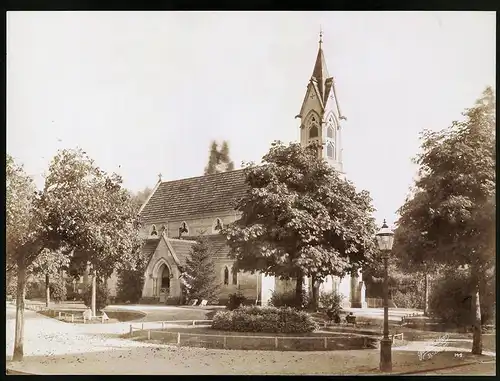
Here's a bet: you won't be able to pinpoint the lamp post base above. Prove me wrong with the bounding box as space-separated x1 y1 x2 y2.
379 337 393 372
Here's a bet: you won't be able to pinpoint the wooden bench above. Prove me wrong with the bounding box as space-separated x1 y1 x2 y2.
346 315 356 326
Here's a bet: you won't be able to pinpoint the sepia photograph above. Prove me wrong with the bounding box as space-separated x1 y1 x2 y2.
6 11 496 375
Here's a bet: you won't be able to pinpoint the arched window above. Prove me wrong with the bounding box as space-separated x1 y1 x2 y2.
223 266 229 285
309 125 319 138
232 267 238 285
306 112 320 140
327 126 334 139
327 142 335 159
179 222 189 238
213 218 223 233
150 225 158 236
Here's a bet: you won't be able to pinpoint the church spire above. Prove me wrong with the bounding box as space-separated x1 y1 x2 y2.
311 28 330 101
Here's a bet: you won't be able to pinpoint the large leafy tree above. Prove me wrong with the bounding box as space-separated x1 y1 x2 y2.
396 87 495 355
6 148 143 361
183 236 220 303
224 141 377 308
204 140 235 175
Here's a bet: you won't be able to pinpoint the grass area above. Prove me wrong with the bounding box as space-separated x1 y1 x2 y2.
130 325 378 351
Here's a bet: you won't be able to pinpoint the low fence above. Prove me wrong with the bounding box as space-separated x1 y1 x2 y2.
23 302 107 323
129 328 380 351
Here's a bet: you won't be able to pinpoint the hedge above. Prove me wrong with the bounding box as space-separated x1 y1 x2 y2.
212 306 318 334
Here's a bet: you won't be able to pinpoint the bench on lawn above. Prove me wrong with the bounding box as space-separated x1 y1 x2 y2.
346 314 356 326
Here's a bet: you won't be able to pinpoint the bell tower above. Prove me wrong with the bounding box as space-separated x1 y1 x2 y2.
296 30 346 175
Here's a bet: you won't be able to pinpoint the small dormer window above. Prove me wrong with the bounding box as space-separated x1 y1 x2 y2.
213 218 223 233
150 225 158 236
178 222 189 238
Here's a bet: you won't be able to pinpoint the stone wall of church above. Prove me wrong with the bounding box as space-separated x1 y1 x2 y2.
213 259 260 303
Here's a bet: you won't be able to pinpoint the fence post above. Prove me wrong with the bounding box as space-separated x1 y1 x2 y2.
275 337 278 349
101 315 104 323
71 314 74 323
161 322 164 330
324 337 327 350
223 336 227 349
148 330 151 340
177 332 181 345
142 323 144 330
130 325 133 337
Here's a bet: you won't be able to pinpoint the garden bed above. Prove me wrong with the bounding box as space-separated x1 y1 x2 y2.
128 326 379 351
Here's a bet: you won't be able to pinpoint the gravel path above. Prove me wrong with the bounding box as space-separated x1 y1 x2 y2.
5 304 495 375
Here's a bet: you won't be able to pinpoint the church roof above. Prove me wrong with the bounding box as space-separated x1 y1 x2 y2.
182 234 231 259
168 238 197 267
142 237 161 258
300 33 344 119
140 169 248 224
312 44 330 101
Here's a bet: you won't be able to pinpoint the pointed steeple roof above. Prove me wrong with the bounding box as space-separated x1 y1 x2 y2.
311 29 330 101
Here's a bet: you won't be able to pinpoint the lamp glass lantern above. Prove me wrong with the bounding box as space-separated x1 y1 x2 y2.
376 220 395 252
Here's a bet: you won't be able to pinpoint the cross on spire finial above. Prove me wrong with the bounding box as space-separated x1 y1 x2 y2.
319 25 323 46
158 172 162 182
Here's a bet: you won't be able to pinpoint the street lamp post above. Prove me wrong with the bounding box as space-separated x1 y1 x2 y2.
376 219 395 372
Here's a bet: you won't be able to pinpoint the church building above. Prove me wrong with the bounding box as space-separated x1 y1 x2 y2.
137 32 367 308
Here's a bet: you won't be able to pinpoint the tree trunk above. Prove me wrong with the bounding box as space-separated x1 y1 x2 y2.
295 271 304 309
423 272 429 316
13 257 27 362
471 279 482 355
310 274 320 311
45 274 50 308
91 270 97 318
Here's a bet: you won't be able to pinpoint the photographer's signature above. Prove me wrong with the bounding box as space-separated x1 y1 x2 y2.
417 334 450 361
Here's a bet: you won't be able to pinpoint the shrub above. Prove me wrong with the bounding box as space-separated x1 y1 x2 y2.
318 291 344 313
116 269 144 304
212 306 318 333
429 268 495 327
269 290 310 309
49 278 67 302
392 289 423 309
82 282 110 312
227 291 247 310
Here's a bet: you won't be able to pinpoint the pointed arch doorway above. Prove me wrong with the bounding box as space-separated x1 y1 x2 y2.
158 264 171 303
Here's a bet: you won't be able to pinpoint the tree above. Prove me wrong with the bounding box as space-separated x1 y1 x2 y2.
6 154 45 362
396 87 495 355
6 148 144 361
28 248 71 307
220 141 235 171
183 236 220 303
224 141 377 309
204 140 235 175
130 187 152 212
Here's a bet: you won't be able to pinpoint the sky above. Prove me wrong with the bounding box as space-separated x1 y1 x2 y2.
7 11 496 227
